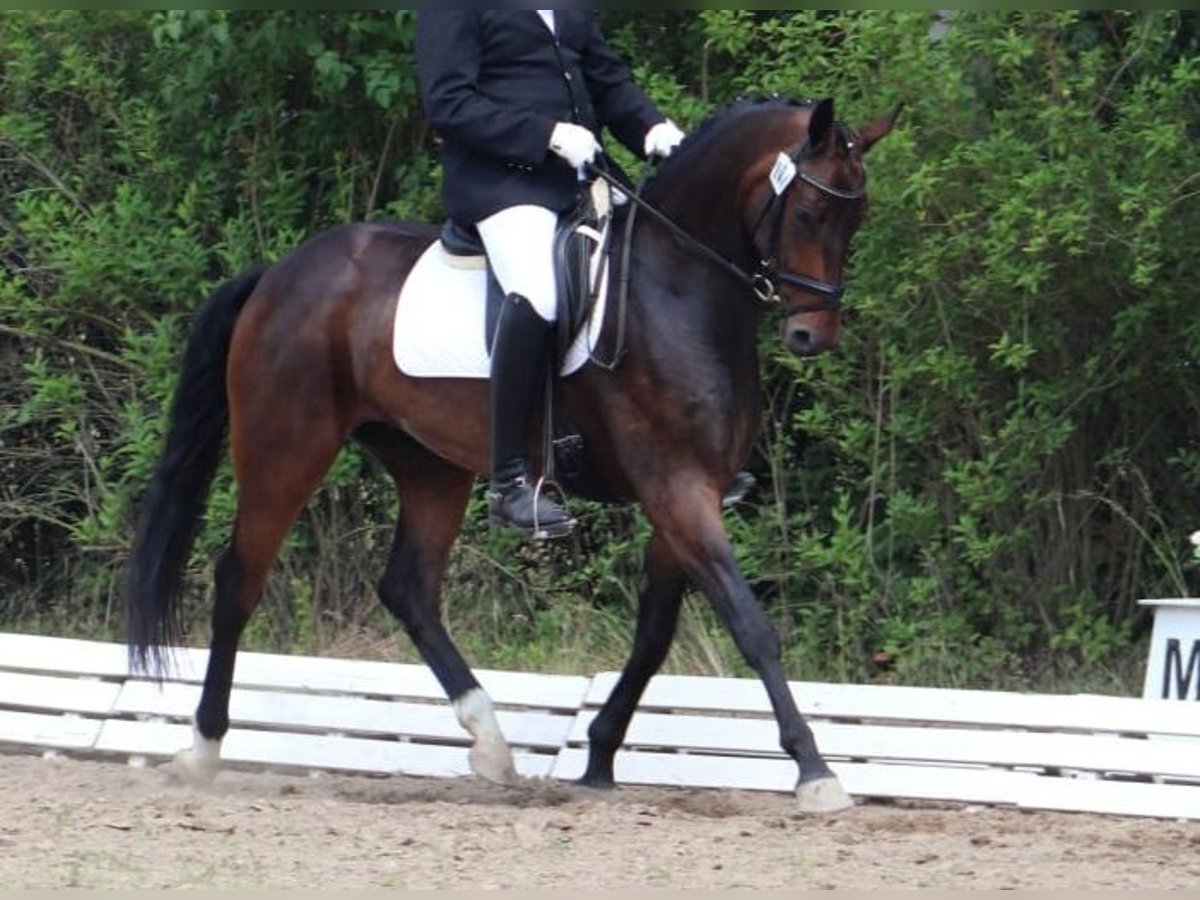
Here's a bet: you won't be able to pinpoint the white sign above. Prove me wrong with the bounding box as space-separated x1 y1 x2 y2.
1140 599 1200 700
769 152 797 196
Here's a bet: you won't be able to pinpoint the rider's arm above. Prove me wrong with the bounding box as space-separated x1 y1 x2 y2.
579 13 667 160
415 11 557 168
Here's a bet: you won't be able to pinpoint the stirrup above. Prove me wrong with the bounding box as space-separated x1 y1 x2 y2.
723 471 758 508
530 475 576 541
488 475 576 541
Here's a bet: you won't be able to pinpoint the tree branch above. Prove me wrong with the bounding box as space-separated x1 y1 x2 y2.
0 323 133 370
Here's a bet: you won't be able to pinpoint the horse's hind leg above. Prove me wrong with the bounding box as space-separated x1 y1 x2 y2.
358 425 518 785
178 430 343 782
581 533 685 789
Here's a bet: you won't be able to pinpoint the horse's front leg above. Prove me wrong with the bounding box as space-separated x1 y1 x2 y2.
646 478 853 815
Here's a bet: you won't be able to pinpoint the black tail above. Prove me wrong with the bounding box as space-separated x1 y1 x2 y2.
126 267 266 676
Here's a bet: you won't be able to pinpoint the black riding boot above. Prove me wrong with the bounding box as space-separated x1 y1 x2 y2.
488 294 575 540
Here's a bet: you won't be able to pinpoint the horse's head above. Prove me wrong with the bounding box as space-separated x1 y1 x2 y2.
743 98 900 358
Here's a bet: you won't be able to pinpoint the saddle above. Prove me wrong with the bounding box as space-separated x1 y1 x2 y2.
439 179 616 366
439 181 621 502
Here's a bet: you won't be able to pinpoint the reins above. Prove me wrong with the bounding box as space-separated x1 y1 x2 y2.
587 164 781 309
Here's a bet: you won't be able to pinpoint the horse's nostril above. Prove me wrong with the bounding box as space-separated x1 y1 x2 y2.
787 328 817 357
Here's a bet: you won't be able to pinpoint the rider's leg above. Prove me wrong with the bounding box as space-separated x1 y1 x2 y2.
477 205 575 539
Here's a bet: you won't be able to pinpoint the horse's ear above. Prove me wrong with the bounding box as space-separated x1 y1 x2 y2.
808 98 835 150
857 103 903 154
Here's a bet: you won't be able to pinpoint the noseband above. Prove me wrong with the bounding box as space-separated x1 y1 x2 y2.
747 139 866 312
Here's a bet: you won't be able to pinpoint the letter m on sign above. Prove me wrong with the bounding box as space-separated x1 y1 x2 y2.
1163 639 1200 700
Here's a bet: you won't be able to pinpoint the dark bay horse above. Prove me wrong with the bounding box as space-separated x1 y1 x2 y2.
127 97 898 814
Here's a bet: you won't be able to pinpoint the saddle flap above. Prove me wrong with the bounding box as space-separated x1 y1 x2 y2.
554 182 615 365
427 183 617 370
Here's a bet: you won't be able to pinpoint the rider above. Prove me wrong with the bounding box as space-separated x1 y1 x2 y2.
416 10 685 539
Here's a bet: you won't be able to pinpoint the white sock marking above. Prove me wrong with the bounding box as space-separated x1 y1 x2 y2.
455 688 502 744
454 688 517 784
176 725 223 783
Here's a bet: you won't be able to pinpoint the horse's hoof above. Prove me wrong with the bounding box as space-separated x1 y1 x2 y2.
171 729 222 785
469 739 519 786
576 774 615 792
795 776 854 815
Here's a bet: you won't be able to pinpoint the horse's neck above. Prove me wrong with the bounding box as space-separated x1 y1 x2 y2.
647 172 751 267
618 209 764 404
616 241 764 469
608 115 805 409
627 142 771 363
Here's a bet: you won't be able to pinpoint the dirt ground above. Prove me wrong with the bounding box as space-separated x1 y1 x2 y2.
1 752 1198 889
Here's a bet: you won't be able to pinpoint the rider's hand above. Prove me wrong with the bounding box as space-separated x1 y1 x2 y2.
644 120 686 160
549 122 601 170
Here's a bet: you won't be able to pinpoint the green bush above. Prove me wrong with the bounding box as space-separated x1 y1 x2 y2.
2 11 1197 690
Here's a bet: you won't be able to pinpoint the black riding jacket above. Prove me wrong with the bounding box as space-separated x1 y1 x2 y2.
415 10 664 225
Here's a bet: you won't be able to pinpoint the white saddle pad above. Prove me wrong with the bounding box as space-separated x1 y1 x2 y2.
393 242 609 380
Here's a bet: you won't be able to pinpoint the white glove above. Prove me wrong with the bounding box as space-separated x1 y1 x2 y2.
549 122 600 170
644 120 686 160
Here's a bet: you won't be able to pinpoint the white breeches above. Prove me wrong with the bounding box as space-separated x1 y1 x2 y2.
476 205 559 323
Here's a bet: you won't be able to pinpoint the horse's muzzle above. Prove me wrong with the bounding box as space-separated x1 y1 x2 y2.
783 314 840 358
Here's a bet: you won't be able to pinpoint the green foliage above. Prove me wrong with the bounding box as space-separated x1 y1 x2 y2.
2 11 1197 690
713 10 1200 686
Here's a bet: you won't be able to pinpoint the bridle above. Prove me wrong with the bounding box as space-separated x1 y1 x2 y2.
585 135 866 315
746 138 866 312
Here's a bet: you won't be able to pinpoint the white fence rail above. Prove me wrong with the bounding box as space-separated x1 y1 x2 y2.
3 632 1200 820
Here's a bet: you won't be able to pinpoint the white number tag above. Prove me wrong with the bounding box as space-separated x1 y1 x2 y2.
769 152 797 196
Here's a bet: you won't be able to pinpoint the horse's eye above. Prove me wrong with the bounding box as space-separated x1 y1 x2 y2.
795 208 816 231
